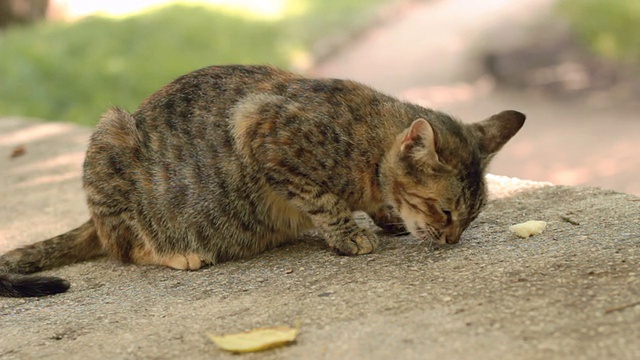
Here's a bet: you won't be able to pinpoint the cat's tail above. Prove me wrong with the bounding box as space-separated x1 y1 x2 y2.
0 219 104 297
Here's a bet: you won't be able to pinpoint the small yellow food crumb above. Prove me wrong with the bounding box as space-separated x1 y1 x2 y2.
207 323 299 353
509 220 547 238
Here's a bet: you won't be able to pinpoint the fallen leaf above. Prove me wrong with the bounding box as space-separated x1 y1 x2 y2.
10 145 26 159
509 220 547 238
207 322 300 353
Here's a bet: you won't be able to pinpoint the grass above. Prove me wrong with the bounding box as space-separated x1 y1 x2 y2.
0 0 389 125
558 0 640 62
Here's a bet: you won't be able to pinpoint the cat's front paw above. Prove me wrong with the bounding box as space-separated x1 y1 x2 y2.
332 229 379 256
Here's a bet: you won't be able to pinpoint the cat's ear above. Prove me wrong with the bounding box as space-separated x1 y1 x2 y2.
400 118 439 163
469 110 525 164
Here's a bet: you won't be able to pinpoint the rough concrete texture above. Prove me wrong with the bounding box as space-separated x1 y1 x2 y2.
1 119 639 360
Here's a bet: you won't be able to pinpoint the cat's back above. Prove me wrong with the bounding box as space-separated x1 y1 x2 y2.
135 64 397 131
135 65 297 126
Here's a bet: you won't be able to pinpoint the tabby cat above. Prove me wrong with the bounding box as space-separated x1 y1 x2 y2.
0 65 525 297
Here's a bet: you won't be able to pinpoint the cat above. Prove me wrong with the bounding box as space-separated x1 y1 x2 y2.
0 65 525 297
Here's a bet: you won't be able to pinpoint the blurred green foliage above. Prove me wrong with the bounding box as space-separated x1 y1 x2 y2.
0 0 387 125
558 0 640 61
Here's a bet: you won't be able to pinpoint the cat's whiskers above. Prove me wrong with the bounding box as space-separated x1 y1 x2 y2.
413 225 440 249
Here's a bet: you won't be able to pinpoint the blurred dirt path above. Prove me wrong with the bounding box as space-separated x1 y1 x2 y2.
314 0 640 195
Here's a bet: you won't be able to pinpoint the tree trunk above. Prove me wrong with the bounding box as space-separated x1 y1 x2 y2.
0 0 49 29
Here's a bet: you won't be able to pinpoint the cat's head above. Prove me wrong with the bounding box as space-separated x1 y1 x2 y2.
382 110 525 245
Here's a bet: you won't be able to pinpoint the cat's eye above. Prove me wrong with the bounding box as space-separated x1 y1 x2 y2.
442 209 452 225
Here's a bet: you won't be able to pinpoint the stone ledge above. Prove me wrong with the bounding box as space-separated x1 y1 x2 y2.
486 173 552 199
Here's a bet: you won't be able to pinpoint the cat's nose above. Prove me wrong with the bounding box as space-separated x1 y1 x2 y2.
445 236 459 244
445 229 462 244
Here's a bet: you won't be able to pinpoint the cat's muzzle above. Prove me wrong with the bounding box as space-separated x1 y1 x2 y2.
442 228 463 244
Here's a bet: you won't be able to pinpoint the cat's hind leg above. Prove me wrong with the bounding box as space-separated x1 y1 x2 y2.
94 216 207 271
157 253 205 271
86 107 208 271
128 240 209 271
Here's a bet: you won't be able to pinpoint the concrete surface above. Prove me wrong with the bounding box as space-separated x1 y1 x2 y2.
1 118 639 359
1 0 640 359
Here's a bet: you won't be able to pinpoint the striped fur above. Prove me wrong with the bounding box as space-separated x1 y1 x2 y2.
0 65 525 297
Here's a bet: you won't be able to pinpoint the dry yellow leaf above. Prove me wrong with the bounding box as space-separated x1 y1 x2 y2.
207 323 300 353
509 220 547 238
